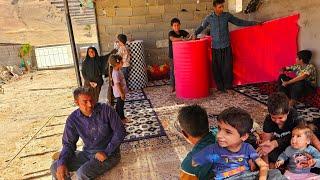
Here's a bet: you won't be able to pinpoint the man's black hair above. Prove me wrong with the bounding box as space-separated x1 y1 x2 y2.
178 104 209 137
73 86 92 100
213 0 225 6
297 50 312 64
267 92 289 115
218 107 253 137
170 18 181 26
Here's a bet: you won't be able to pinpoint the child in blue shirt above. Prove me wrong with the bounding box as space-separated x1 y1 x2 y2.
192 107 268 180
177 104 216 180
276 124 320 179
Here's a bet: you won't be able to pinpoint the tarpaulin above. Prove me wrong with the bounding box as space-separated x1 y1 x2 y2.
231 14 299 85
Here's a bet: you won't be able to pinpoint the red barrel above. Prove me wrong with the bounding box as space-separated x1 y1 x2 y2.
173 39 210 99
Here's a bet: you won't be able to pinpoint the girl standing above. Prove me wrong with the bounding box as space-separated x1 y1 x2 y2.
109 54 128 123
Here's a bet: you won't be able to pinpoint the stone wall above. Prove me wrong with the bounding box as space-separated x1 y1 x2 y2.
96 0 320 85
0 44 23 66
95 0 215 65
0 44 36 68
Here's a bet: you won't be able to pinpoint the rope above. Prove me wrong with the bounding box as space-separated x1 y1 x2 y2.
3 115 55 169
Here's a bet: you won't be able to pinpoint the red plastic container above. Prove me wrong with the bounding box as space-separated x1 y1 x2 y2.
173 38 210 99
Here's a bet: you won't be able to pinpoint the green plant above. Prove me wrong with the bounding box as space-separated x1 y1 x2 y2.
18 43 32 58
18 43 32 72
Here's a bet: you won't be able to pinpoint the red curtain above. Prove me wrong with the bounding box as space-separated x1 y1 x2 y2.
230 14 299 85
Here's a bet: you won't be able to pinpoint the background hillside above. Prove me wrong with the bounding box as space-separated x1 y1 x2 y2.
0 0 97 46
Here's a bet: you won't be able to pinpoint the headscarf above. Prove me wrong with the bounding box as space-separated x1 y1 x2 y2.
81 47 103 85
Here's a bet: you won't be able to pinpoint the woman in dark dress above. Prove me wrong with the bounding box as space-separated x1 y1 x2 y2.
81 47 104 102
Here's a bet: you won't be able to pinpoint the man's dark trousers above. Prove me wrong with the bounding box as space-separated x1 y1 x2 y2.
212 46 233 91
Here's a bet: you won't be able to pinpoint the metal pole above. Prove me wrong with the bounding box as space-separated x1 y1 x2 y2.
93 2 102 55
63 0 82 87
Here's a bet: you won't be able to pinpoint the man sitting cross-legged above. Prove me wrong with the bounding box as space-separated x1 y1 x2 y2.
50 87 126 180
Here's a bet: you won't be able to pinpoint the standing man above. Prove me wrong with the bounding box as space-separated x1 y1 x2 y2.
195 0 259 92
50 87 125 179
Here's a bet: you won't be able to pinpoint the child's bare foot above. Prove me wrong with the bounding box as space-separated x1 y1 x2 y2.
122 118 129 123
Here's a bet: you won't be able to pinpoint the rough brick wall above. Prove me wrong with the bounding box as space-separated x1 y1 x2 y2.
0 44 36 68
95 0 214 65
96 0 320 85
0 44 22 66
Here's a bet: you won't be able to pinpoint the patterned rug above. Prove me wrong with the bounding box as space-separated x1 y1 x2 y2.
122 89 167 143
124 89 147 102
147 79 170 87
123 80 274 143
234 82 320 122
235 81 320 108
102 80 269 179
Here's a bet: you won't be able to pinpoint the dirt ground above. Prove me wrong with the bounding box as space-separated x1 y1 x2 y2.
0 68 78 179
0 0 97 46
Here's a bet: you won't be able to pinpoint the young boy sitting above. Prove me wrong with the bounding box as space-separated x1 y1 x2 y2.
178 104 216 180
258 92 301 168
275 124 320 179
192 107 269 180
258 92 320 169
278 50 317 107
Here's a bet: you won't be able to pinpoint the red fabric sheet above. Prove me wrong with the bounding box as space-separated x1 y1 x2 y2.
231 14 299 85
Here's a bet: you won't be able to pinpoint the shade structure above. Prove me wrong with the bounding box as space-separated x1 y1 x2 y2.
173 38 210 99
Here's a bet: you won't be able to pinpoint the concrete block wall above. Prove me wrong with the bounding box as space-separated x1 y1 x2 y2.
95 0 320 84
0 44 37 69
0 44 23 66
96 0 214 65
